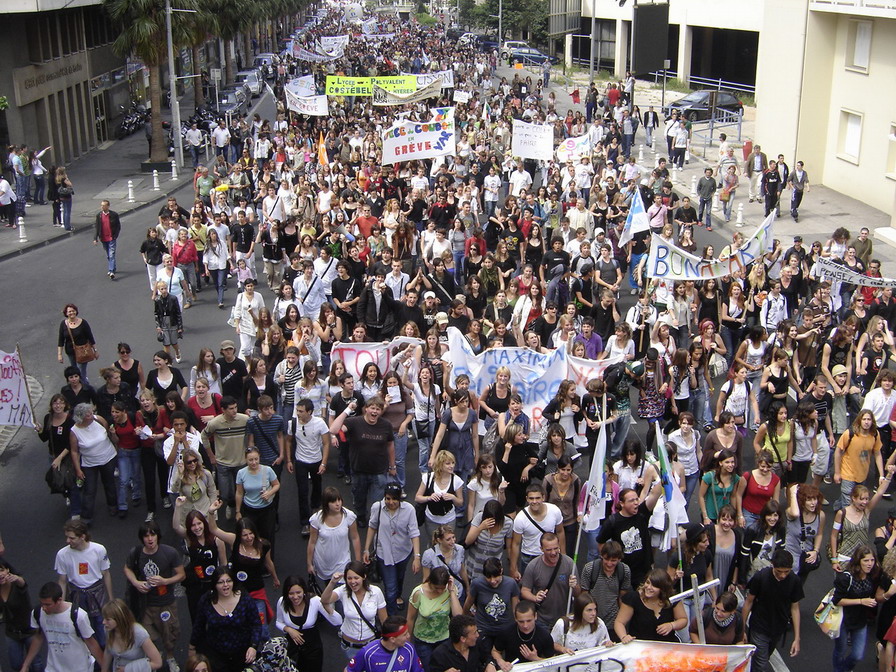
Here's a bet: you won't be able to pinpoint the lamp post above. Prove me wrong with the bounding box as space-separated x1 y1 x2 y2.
165 0 183 169
589 0 596 84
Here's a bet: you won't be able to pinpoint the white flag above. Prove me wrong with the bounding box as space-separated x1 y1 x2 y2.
581 422 608 532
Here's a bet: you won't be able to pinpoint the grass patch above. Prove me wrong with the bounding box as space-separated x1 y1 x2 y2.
415 12 438 25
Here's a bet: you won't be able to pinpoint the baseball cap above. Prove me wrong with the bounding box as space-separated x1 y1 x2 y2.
424 291 436 300
435 312 449 325
220 340 236 351
794 235 803 242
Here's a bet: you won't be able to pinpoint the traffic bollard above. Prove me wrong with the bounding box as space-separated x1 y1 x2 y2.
17 217 26 242
713 193 720 212
205 142 211 162
690 175 698 198
736 203 744 226
637 145 644 162
171 160 178 181
671 165 678 183
153 170 160 191
127 180 135 203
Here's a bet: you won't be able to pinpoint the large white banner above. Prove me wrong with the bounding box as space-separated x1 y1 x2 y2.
372 79 442 106
318 35 350 52
404 70 455 89
511 119 554 161
512 641 754 672
645 212 775 280
285 90 329 116
0 350 34 427
361 18 377 34
381 107 456 165
816 257 896 288
555 134 592 162
286 75 316 97
293 45 341 62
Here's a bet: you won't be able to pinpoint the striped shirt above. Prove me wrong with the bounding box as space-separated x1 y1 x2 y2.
579 559 632 630
200 413 249 466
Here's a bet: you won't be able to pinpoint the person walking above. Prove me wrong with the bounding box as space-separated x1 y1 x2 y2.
93 200 121 280
786 161 810 222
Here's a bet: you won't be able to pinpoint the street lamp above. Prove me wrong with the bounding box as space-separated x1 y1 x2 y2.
165 0 197 169
488 0 502 47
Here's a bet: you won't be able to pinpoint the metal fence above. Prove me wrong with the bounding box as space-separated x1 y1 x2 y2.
648 70 755 95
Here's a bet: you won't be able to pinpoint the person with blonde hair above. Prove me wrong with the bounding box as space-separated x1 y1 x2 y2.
100 599 163 672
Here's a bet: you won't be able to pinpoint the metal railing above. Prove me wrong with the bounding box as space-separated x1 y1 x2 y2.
649 70 755 95
811 0 896 12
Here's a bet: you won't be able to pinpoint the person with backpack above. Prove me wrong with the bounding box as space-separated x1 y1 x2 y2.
20 582 104 672
0 559 42 672
715 363 760 436
578 541 631 641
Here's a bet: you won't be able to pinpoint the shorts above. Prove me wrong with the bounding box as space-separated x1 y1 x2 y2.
142 603 180 657
811 434 830 477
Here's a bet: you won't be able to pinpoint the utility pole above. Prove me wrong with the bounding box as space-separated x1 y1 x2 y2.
498 0 502 45
165 0 183 168
589 0 596 84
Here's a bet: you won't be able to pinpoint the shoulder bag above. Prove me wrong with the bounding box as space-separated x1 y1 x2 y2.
814 573 850 639
67 323 97 364
348 590 381 639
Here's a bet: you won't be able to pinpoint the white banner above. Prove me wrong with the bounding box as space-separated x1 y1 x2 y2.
293 45 341 62
512 641 754 672
0 350 34 427
319 35 349 52
511 119 554 161
645 212 775 280
405 70 455 89
452 90 470 103
381 107 456 165
359 33 395 41
286 75 316 97
555 134 592 162
361 18 377 34
816 257 896 289
372 79 442 106
285 90 329 116
342 3 363 21
331 337 423 378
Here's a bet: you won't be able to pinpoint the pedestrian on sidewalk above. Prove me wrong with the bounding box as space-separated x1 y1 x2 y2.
0 173 16 227
787 161 810 222
697 168 718 230
93 199 121 280
55 167 75 231
744 144 768 203
761 160 782 218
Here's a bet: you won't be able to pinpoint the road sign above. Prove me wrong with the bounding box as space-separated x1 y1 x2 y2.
210 68 222 81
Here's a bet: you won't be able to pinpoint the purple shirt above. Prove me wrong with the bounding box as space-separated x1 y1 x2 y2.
575 332 603 360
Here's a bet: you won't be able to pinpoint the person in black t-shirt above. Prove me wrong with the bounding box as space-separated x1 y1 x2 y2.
742 550 804 672
596 483 662 588
541 238 571 280
491 601 555 670
217 341 249 400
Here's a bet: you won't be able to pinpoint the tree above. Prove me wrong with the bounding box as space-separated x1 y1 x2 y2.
186 0 220 109
105 0 198 162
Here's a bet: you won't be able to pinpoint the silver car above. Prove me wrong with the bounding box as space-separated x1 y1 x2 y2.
235 70 264 97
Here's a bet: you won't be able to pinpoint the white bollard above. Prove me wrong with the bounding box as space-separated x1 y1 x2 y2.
736 203 744 227
712 193 720 212
205 141 211 162
17 216 26 242
171 160 178 181
127 180 135 203
152 170 160 191
690 175 698 198
637 145 644 162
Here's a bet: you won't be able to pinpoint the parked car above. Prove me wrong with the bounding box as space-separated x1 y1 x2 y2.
478 35 500 52
253 53 277 78
662 90 744 121
446 26 464 42
216 87 247 117
507 46 558 66
235 70 264 97
500 40 528 60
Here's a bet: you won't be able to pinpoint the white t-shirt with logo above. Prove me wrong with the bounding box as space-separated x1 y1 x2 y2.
31 606 95 672
54 542 110 589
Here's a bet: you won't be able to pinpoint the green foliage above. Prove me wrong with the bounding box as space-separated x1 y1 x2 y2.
0 96 8 111
416 12 438 26
474 0 547 44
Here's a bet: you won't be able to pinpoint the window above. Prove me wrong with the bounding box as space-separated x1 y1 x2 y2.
887 124 896 181
845 20 872 73
838 110 862 164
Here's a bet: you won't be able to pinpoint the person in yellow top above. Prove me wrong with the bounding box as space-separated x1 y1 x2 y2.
752 402 793 477
834 409 890 510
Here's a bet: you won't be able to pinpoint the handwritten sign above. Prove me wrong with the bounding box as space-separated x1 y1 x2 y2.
285 90 328 116
0 350 34 428
381 107 456 164
816 257 896 289
511 119 554 161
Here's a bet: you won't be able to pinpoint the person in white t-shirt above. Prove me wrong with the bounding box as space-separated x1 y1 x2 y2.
288 399 331 536
509 485 565 580
20 582 103 672
508 164 533 197
53 520 113 649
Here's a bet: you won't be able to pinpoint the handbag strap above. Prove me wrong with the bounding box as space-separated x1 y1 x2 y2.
522 507 549 535
436 553 463 586
541 557 563 594
348 590 380 637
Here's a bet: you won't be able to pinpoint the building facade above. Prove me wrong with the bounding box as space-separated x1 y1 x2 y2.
0 0 131 167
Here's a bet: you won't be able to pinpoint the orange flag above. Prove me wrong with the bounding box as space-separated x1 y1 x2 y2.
317 131 327 166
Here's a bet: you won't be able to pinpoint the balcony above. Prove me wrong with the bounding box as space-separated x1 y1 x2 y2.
811 0 896 18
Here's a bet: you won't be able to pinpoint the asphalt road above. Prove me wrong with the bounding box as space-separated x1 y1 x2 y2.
0 87 882 672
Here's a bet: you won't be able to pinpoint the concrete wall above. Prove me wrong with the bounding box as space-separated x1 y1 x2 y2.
580 0 763 31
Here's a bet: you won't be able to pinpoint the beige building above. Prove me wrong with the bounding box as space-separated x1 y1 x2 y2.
754 0 896 228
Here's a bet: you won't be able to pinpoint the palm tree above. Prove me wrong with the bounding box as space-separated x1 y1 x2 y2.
186 0 219 109
105 0 197 162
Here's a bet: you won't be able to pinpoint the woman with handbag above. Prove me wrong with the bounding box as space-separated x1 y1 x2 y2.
55 166 74 231
720 164 739 222
276 575 343 672
57 303 97 382
319 561 387 660
830 544 882 672
38 394 78 517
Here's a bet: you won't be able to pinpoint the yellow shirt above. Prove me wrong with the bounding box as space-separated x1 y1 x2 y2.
838 431 882 483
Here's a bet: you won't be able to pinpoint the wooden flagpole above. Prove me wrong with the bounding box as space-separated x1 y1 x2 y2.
15 344 37 430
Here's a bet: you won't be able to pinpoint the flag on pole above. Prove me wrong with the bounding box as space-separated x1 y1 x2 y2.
618 187 651 247
581 422 609 532
317 131 328 167
653 429 690 551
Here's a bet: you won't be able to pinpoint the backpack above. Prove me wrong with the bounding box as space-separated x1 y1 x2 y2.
33 597 82 640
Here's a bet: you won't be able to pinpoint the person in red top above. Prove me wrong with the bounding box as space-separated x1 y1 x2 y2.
111 401 142 518
861 259 883 304
354 204 380 239
93 199 121 279
171 227 199 306
734 450 781 529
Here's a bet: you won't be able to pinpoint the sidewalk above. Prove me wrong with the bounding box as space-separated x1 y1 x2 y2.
510 63 896 267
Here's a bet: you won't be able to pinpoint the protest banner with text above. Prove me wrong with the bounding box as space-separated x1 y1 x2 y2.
510 119 554 161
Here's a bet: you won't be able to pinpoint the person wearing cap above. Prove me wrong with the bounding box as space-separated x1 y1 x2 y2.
345 615 423 672
216 340 249 400
364 484 421 616
434 312 450 341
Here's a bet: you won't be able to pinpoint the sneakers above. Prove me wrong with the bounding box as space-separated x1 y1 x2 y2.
167 658 180 672
162 495 172 509
144 512 155 522
824 475 833 484
175 355 182 363
118 509 127 519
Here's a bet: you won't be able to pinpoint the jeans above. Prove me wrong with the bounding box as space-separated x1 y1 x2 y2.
453 250 465 285
7 634 45 672
720 325 740 367
337 439 352 478
629 252 645 290
698 197 712 227
178 262 198 296
417 422 434 474
692 382 712 428
672 147 686 168
216 463 241 506
66 352 90 384
102 239 117 274
351 473 388 527
833 624 868 672
82 457 121 521
684 472 701 508
791 190 804 218
836 478 859 512
484 200 497 220
62 198 73 230
33 174 46 204
742 510 760 529
723 190 736 221
622 133 634 158
117 448 143 505
139 445 168 513
294 459 322 525
394 431 409 487
189 145 201 168
645 126 654 147
378 553 412 615
609 412 631 460
748 628 782 672
414 639 443 672
209 268 226 304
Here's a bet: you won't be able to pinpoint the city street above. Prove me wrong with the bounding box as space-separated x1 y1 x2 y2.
0 74 887 672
